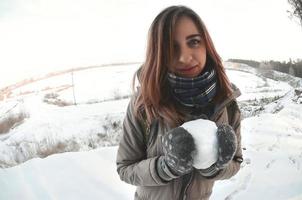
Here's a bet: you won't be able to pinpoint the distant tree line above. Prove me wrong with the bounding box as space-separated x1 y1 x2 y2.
227 59 260 68
227 58 302 78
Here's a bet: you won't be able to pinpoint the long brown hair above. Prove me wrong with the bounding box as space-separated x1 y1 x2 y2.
133 5 232 127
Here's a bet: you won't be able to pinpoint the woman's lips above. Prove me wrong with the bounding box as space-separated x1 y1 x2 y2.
178 65 197 72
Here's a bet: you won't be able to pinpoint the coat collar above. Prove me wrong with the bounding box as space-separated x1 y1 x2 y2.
210 83 241 121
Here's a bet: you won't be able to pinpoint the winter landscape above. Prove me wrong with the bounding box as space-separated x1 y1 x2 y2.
0 62 302 200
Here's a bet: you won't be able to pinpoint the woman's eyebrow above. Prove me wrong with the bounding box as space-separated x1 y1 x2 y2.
186 34 201 40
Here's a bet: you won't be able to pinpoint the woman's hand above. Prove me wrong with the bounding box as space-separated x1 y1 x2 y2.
157 127 196 181
199 124 237 177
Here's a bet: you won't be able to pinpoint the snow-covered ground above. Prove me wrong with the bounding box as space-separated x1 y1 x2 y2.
0 62 302 199
0 147 135 200
0 64 139 168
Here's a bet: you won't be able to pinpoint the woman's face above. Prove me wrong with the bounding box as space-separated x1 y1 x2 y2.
168 16 207 78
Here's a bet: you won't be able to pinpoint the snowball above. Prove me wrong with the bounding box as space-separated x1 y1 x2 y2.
181 119 218 169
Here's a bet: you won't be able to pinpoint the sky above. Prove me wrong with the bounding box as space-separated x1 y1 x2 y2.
0 0 301 87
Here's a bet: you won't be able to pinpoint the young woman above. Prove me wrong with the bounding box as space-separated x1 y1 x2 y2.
116 5 243 200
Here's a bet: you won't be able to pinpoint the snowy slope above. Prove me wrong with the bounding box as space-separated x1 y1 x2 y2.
212 102 302 200
0 64 139 168
0 147 135 199
1 100 301 200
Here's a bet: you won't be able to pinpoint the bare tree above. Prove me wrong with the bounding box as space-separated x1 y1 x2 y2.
288 0 302 26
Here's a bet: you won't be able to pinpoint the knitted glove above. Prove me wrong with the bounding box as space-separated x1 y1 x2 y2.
157 127 196 181
199 124 237 177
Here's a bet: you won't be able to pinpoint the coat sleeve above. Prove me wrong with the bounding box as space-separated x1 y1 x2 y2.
116 96 168 186
208 100 243 181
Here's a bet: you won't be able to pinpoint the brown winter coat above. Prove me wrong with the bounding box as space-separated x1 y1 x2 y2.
116 85 243 200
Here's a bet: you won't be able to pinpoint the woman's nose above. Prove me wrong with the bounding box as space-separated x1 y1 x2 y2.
178 47 192 64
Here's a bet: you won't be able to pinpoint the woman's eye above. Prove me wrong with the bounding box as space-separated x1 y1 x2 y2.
188 39 201 47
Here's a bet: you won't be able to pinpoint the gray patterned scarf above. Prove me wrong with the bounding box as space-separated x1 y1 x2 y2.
167 67 218 108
